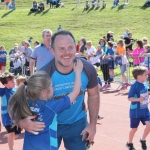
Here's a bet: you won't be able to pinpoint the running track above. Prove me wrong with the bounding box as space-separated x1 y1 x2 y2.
0 83 150 150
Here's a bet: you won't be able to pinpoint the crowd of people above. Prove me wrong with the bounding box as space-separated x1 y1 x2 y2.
0 28 150 150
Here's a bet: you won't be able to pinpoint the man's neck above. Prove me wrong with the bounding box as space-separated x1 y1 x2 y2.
55 61 74 74
44 42 50 48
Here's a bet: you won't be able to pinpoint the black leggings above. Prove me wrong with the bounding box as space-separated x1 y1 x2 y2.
100 64 110 83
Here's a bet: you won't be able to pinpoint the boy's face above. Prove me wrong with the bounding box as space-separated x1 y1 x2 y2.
139 71 148 82
5 78 15 89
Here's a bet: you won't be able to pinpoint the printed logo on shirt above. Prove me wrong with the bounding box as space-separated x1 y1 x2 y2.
140 92 149 109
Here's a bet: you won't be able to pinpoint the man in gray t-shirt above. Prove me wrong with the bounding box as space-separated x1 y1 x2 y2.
30 29 54 75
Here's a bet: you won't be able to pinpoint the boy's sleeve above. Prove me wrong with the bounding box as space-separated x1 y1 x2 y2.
46 96 71 114
128 84 135 98
0 88 5 97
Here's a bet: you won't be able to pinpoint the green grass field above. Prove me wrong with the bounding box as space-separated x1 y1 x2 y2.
0 0 149 76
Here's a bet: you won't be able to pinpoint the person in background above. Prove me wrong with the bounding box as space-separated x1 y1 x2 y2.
89 44 103 67
6 0 10 8
85 41 96 61
142 37 149 46
123 28 130 38
99 38 110 89
85 0 90 9
0 46 7 73
0 72 21 150
76 41 80 52
30 29 54 75
107 31 114 42
11 0 16 10
57 25 62 31
124 32 135 52
97 0 100 7
28 37 33 45
15 75 26 87
102 0 106 8
23 41 32 68
76 37 87 58
130 40 144 66
38 0 45 11
33 41 40 48
30 1 38 12
115 39 129 90
126 66 150 150
104 41 115 82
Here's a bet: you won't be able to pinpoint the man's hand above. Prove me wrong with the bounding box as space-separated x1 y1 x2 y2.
19 116 45 134
81 124 96 142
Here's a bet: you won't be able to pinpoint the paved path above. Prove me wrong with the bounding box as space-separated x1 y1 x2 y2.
0 83 150 150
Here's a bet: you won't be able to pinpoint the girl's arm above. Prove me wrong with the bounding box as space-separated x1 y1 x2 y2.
68 59 83 103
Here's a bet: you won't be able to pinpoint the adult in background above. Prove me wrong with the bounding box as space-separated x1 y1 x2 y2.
19 30 100 150
9 43 18 68
30 29 54 75
23 41 32 68
142 37 149 46
107 31 114 42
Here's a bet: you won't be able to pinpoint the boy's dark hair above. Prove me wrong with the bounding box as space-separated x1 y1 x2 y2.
51 30 76 49
34 41 40 45
132 66 148 79
0 72 14 85
108 41 113 48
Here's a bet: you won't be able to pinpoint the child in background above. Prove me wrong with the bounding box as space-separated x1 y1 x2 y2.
126 66 150 150
115 39 129 90
130 40 144 66
0 72 21 150
15 75 26 87
0 46 7 73
104 41 115 82
8 60 83 150
102 0 106 8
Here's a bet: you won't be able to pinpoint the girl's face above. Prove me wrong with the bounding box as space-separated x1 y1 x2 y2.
143 39 148 45
100 40 104 46
136 43 139 48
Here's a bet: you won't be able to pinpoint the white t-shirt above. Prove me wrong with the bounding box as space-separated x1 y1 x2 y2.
86 46 96 56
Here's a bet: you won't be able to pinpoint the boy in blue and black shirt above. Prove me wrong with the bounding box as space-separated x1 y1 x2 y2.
126 66 150 150
0 72 21 150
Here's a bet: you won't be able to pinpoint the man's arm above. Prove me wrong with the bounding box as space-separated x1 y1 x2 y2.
81 85 100 142
30 59 36 75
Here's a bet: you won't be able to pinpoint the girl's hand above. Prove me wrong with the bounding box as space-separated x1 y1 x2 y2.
74 59 83 73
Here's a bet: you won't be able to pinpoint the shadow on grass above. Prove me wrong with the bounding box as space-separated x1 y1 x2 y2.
99 7 105 11
140 5 149 10
94 7 100 11
87 7 94 13
71 6 76 11
1 9 14 18
41 8 50 16
117 4 124 11
27 11 33 16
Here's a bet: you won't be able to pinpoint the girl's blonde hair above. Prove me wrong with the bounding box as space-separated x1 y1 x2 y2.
8 71 51 125
15 76 26 86
144 44 150 53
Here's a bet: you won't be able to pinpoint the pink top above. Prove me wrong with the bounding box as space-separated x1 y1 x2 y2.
131 48 144 65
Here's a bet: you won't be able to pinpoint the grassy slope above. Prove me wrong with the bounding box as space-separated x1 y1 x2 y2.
0 0 149 74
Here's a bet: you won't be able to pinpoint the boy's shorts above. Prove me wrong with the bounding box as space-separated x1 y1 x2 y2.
0 62 6 70
108 60 114 69
130 116 150 128
5 125 21 134
120 64 126 74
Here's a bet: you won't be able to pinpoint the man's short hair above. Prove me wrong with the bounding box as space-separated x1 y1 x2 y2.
132 66 148 79
51 30 76 49
0 72 14 85
34 41 40 45
42 29 52 36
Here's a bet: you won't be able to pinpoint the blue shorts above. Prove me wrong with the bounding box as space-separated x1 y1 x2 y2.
57 116 88 150
120 64 126 74
108 59 114 69
130 116 150 128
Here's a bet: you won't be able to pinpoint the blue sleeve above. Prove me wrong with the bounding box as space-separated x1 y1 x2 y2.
106 50 109 55
128 84 136 98
46 96 70 114
0 88 5 97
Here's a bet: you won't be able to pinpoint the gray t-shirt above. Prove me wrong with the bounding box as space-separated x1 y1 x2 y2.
31 43 54 71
